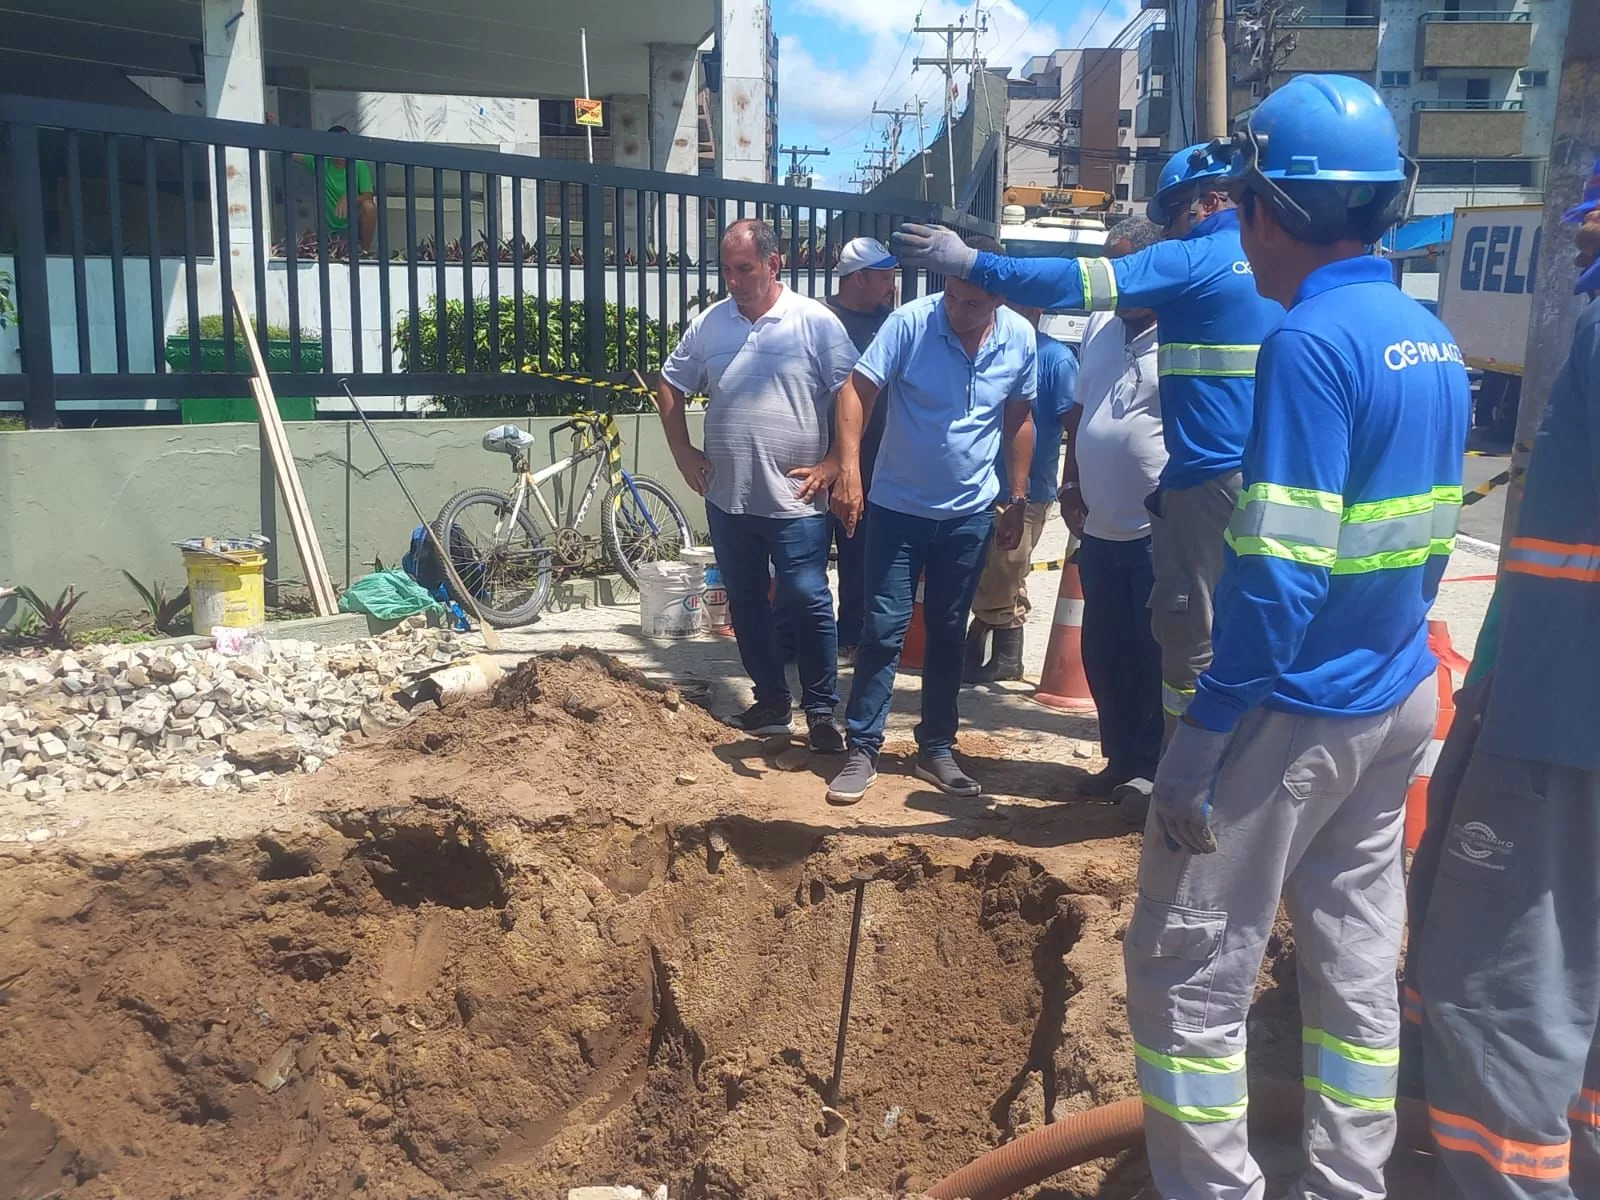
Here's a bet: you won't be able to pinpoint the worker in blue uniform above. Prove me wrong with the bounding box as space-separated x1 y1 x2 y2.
1404 166 1600 1200
894 144 1285 817
1127 74 1469 1199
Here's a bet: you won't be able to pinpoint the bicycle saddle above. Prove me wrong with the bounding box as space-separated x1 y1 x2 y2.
482 424 537 454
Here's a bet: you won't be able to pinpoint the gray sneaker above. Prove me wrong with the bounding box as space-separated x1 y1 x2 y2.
1115 778 1154 827
826 748 878 804
914 752 982 798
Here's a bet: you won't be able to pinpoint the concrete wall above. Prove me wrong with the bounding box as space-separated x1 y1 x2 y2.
0 414 707 624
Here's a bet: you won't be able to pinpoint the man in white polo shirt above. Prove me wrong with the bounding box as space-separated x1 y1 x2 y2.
655 219 860 750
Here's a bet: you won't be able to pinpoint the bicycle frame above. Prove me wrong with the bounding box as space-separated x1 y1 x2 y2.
494 418 665 547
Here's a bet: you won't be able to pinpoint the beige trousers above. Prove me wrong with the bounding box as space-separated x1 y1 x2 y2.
970 502 1054 629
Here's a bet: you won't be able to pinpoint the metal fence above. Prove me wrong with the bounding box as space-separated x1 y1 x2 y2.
0 94 996 428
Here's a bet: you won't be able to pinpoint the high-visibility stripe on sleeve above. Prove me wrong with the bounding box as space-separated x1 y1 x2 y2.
1568 1088 1600 1130
1157 343 1261 378
1504 537 1600 584
1430 1106 1571 1181
1135 1043 1248 1124
1402 984 1422 1027
1229 483 1466 575
1430 485 1463 556
1225 482 1343 568
1081 257 1119 311
1302 1028 1398 1112
1162 682 1195 718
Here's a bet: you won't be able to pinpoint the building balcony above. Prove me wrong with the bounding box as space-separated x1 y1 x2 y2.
1139 26 1173 73
1135 91 1171 139
1279 16 1379 75
1416 10 1533 71
1410 100 1526 158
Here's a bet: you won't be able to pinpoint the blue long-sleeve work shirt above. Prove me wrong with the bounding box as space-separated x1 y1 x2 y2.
1185 255 1471 733
969 209 1284 490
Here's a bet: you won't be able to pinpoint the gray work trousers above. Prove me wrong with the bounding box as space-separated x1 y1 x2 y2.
1414 749 1600 1199
1148 472 1243 739
1125 678 1435 1200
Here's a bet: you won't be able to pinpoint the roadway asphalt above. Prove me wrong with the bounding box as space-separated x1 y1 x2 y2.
1460 446 1512 547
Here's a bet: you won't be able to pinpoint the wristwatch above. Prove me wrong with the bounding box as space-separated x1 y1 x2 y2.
1005 494 1029 508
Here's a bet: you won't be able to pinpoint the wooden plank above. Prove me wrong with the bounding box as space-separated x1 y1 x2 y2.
233 291 339 617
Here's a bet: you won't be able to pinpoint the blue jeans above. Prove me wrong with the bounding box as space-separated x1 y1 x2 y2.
1077 533 1163 778
833 512 869 649
845 503 994 756
704 503 837 715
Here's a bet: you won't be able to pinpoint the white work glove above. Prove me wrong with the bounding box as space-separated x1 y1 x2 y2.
892 223 978 279
1151 720 1232 854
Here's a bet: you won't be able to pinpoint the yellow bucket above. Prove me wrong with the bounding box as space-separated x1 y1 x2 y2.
182 550 267 631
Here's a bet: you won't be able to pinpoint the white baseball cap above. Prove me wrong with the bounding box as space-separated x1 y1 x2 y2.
837 237 898 277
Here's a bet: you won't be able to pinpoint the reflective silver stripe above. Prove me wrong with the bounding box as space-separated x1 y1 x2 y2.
1082 257 1119 311
1336 511 1435 560
1229 498 1342 553
1156 343 1260 377
1431 501 1461 540
1162 682 1194 717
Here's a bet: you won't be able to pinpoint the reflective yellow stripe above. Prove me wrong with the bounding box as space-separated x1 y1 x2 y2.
1081 257 1119 311
1135 1043 1249 1124
1157 343 1261 378
1230 483 1462 574
1303 1028 1399 1112
1162 682 1195 717
1225 531 1339 568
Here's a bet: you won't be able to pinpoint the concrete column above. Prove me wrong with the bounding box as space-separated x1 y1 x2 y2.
270 68 317 243
715 0 771 182
650 42 701 257
610 93 650 260
202 0 267 309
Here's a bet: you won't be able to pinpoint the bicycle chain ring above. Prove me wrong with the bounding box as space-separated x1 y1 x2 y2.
553 526 587 566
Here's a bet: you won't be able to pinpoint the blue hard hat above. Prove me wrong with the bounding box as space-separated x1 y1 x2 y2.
1230 73 1406 184
1146 142 1232 226
1215 73 1415 242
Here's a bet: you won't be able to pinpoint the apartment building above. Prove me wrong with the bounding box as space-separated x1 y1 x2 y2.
1140 0 1570 214
1006 46 1167 212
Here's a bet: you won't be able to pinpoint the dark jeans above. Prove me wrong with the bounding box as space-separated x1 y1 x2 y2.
845 503 994 756
1077 532 1163 778
704 503 837 715
833 512 869 649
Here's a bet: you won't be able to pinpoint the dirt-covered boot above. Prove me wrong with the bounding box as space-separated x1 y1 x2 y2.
987 625 1025 682
962 618 993 684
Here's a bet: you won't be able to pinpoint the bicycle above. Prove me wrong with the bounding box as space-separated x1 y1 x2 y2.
432 412 694 628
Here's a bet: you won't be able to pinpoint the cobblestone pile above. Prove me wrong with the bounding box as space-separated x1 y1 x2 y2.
0 625 465 799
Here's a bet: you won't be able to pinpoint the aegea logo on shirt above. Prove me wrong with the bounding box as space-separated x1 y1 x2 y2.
1384 339 1464 372
1231 260 1254 275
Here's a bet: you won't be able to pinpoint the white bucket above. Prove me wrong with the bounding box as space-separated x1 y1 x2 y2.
638 561 705 638
679 546 730 635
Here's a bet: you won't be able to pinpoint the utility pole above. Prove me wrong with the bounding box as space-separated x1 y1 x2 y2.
780 144 829 187
873 104 919 174
916 94 930 200
914 17 986 207
1501 1 1600 549
1202 0 1229 138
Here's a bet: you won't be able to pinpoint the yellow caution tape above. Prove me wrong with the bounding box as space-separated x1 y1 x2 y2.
1462 470 1512 507
517 364 654 397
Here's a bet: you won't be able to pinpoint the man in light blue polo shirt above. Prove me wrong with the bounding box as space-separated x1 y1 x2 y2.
800 231 1037 803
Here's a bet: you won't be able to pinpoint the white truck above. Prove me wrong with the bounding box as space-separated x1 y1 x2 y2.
1435 202 1542 441
997 202 1109 348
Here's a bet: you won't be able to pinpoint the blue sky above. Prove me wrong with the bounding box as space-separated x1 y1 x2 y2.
774 0 1143 189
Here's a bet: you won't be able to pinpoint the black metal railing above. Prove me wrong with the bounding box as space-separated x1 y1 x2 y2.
0 94 995 428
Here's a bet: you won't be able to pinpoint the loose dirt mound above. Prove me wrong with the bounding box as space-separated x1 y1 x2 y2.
0 650 1146 1198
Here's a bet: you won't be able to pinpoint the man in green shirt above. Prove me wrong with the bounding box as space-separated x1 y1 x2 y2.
288 124 377 254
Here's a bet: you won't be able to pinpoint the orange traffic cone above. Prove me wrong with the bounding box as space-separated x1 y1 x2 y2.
901 576 927 671
1033 559 1095 712
1404 620 1472 851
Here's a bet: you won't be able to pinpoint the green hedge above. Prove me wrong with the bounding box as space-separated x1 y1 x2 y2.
394 296 678 418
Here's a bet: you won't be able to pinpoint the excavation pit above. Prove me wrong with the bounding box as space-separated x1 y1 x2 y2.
0 806 1140 1199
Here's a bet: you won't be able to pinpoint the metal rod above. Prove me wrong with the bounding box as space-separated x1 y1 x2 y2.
580 27 594 166
828 874 871 1107
338 379 501 650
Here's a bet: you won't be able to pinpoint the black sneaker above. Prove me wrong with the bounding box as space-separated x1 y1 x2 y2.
807 713 846 754
914 752 982 798
1071 764 1136 799
826 748 879 804
838 645 858 668
728 701 794 736
1115 778 1154 827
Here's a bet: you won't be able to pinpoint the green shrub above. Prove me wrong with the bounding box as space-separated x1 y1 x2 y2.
175 315 323 346
394 296 678 418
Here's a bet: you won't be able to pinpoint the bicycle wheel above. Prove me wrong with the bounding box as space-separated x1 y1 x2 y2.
601 474 694 588
432 487 553 627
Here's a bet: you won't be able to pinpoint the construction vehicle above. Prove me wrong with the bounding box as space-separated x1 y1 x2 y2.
998 192 1113 347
